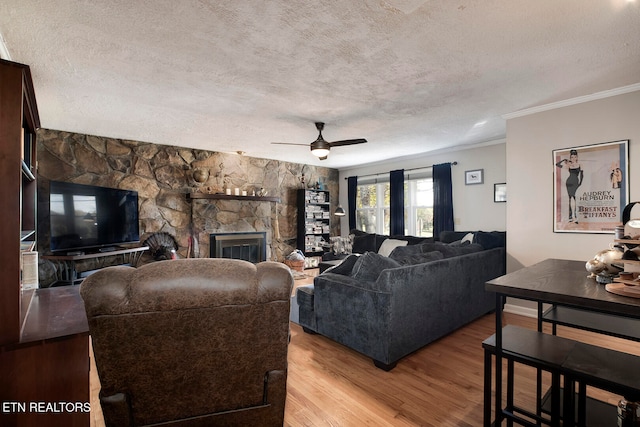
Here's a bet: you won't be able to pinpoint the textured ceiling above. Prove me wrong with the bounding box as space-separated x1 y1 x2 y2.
1 1 639 168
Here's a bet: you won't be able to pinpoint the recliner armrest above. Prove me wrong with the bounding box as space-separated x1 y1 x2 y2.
99 392 133 427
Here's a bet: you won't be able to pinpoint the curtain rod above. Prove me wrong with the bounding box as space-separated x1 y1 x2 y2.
344 161 457 180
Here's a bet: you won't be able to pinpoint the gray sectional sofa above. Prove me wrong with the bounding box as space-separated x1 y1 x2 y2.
296 231 506 370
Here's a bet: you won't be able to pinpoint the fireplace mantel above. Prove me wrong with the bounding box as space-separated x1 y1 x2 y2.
188 193 281 203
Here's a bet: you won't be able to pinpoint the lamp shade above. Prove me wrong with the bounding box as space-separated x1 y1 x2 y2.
334 205 346 216
310 139 330 158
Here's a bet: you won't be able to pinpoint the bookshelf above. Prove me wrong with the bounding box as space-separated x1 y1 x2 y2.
0 59 90 427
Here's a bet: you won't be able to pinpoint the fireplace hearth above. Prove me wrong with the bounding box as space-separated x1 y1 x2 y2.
210 232 267 263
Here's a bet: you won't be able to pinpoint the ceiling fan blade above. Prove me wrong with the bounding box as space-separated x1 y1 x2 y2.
329 138 367 147
271 142 309 146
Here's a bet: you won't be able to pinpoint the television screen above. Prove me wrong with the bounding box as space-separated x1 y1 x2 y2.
49 181 140 253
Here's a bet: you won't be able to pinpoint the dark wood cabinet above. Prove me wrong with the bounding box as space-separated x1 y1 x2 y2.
0 59 90 427
0 58 40 345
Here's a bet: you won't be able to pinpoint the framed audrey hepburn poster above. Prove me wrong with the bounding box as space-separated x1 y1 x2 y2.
553 140 629 233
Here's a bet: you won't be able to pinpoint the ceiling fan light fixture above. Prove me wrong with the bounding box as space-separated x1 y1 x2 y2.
310 139 330 158
271 122 367 160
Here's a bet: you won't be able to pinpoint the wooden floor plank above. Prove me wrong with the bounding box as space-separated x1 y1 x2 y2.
89 310 640 426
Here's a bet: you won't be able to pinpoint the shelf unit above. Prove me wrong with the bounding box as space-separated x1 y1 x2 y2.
297 189 331 264
0 58 40 345
0 59 90 427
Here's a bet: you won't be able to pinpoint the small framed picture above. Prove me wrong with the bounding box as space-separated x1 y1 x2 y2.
465 169 484 185
494 183 506 202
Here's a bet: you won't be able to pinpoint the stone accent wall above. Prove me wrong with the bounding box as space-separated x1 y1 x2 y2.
36 128 339 285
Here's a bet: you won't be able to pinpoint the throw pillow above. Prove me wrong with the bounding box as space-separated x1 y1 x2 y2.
352 233 377 254
350 252 401 283
330 235 354 254
462 232 475 244
330 236 344 254
346 234 354 254
377 238 408 257
448 233 474 246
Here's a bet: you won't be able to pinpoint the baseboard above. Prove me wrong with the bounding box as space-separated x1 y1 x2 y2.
503 303 537 318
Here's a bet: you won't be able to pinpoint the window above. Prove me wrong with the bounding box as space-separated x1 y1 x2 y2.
355 183 389 234
355 177 433 237
406 178 434 237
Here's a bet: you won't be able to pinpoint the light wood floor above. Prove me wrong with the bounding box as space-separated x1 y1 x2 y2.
89 276 640 426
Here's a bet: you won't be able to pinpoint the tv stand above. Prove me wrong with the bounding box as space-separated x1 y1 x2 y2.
44 246 149 286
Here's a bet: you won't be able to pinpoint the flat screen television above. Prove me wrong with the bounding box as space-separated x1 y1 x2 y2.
49 180 140 253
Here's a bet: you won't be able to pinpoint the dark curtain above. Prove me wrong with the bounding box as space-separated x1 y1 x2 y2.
433 163 454 238
390 169 405 235
347 176 358 231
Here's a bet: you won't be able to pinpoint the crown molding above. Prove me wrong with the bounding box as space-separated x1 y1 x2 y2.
0 32 11 60
503 83 640 120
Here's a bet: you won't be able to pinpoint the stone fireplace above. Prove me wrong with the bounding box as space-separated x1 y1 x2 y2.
35 128 340 286
210 232 267 263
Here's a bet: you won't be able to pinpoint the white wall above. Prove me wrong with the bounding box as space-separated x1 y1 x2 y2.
506 88 640 273
336 141 507 236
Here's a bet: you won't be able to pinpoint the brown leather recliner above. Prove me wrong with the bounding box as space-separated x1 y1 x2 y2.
81 258 293 427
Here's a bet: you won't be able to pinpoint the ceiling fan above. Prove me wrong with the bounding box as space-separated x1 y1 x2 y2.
271 122 367 160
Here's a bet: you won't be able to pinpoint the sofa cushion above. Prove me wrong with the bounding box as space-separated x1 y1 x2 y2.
418 241 454 257
452 243 484 256
351 229 433 253
388 244 423 259
377 238 408 257
323 254 361 276
389 234 433 245
475 231 506 249
419 241 484 258
438 230 472 243
296 284 315 310
392 250 444 266
350 252 401 283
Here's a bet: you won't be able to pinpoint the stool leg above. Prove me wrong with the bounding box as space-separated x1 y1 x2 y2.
551 373 561 427
484 348 492 427
577 382 586 427
507 359 514 427
563 376 575 427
